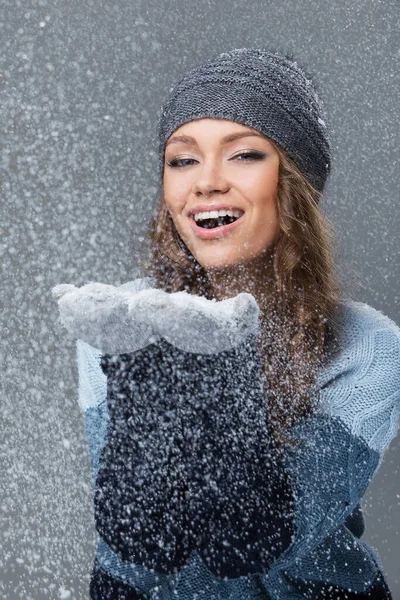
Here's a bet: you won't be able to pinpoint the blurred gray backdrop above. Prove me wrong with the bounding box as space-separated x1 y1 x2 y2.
1 0 399 598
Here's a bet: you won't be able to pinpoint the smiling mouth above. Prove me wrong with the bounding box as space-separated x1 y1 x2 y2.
189 211 245 240
194 214 240 229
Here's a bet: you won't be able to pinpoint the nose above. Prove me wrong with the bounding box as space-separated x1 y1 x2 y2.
192 161 230 197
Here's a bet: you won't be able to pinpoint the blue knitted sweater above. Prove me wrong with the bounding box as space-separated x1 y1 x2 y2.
75 279 400 599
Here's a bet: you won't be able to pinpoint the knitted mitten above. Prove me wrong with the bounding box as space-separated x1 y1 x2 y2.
53 282 294 578
51 282 157 355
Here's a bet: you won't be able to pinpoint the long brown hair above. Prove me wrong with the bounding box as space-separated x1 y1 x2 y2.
138 139 355 449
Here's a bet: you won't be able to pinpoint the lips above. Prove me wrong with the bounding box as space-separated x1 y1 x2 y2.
189 212 245 240
188 204 244 217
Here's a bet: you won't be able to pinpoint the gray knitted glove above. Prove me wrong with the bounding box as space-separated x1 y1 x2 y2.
51 281 260 355
52 279 294 577
126 287 260 354
51 282 157 355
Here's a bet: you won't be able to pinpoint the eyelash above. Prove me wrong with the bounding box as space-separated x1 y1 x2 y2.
166 151 266 168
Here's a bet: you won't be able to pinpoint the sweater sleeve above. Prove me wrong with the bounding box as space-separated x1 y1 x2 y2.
76 338 110 487
299 301 400 541
260 302 400 598
316 302 400 464
75 277 156 486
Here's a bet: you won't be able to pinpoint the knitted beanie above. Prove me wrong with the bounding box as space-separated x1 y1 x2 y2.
157 48 332 194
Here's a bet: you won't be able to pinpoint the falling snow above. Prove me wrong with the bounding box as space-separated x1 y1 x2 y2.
1 0 399 599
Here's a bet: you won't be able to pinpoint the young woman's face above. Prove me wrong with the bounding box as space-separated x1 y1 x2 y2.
163 118 281 270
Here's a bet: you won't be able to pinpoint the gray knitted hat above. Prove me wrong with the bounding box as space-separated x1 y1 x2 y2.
157 48 332 194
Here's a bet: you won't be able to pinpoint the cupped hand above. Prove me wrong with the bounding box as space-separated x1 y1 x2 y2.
51 282 158 354
126 288 260 354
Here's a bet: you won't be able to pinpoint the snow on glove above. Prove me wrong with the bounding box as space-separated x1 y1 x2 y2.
51 282 158 355
126 287 262 354
94 288 295 578
51 282 261 355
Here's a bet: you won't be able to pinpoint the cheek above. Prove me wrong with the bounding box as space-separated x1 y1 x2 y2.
163 178 186 218
252 207 279 242
242 173 278 219
244 167 279 197
165 196 184 219
163 174 187 216
164 193 191 241
247 186 280 241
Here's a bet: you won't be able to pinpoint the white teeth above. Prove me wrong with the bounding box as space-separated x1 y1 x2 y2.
194 209 243 222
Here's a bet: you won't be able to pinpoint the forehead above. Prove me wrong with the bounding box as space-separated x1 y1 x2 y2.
165 118 266 148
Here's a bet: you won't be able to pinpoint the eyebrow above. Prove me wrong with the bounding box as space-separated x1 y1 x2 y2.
165 131 265 147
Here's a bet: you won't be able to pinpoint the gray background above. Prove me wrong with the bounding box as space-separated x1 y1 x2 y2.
1 0 399 598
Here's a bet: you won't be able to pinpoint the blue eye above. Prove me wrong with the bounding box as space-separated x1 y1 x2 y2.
167 158 197 168
234 151 266 161
166 151 266 168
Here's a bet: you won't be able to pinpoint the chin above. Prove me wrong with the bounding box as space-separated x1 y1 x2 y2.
196 254 244 270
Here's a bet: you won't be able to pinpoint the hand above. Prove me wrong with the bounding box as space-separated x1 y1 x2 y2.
51 282 158 354
52 281 260 355
96 325 294 577
126 287 260 354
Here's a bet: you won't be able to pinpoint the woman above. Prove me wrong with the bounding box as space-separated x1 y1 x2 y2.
52 49 400 599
